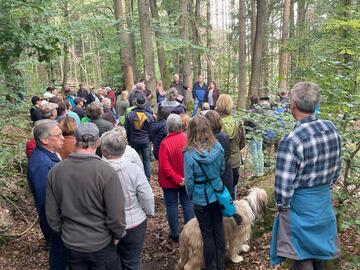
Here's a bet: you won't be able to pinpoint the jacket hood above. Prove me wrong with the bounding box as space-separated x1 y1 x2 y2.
150 120 166 132
221 116 237 139
190 142 223 165
103 156 131 171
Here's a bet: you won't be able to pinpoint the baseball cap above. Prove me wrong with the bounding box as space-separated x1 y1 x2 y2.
75 123 99 142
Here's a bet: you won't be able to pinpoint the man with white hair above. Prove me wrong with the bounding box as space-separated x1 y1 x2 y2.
270 82 342 270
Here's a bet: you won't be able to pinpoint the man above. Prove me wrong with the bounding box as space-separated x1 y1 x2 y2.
192 74 207 117
27 120 67 269
46 123 126 270
77 83 88 100
41 102 58 120
125 95 154 180
44 86 58 100
30 96 42 123
270 82 342 270
169 73 189 98
72 97 86 119
87 86 100 104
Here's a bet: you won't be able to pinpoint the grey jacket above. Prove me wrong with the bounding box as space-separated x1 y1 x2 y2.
105 155 154 229
46 153 126 253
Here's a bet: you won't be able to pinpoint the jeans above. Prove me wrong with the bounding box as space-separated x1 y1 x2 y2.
49 232 68 270
163 188 195 237
194 202 225 270
67 242 119 270
117 220 147 270
192 98 203 117
292 260 325 270
133 143 151 180
249 139 264 176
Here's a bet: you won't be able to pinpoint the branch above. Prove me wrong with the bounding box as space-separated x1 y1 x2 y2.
0 217 38 238
0 193 29 223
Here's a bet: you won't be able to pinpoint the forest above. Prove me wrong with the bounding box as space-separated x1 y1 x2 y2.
0 0 359 269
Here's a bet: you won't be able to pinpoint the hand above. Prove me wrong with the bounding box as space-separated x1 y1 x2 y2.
179 178 185 186
114 239 119 245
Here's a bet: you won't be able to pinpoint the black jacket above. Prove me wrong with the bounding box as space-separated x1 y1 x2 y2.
150 120 167 160
30 107 42 123
215 131 234 197
125 107 154 147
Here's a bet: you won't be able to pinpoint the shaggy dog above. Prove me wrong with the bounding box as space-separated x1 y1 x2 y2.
176 188 268 270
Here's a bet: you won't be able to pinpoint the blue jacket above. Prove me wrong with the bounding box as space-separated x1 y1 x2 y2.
149 120 167 160
184 141 225 206
27 145 61 212
192 82 207 101
125 107 154 147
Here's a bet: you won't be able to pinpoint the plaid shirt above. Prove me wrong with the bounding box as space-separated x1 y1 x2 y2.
275 115 342 208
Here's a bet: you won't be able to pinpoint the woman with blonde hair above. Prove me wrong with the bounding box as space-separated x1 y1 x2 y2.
58 117 77 159
184 115 225 270
156 80 166 103
215 94 245 198
116 90 130 117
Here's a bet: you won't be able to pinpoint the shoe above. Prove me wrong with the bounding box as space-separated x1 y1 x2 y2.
168 234 179 242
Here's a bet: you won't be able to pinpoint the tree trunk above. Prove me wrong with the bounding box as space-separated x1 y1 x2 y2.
206 0 212 82
278 0 291 91
192 0 201 80
127 0 138 82
296 0 307 71
81 33 89 84
261 0 271 97
62 2 70 89
237 0 247 109
137 0 157 108
289 0 295 85
180 0 192 102
250 0 257 53
248 0 267 100
114 0 134 91
149 0 170 88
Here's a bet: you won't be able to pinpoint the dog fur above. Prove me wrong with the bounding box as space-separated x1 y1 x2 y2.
176 188 268 270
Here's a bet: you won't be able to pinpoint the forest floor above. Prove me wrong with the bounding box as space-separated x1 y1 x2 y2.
0 122 359 270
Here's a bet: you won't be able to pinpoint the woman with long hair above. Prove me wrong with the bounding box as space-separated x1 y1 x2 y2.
184 115 225 270
156 80 166 103
58 117 77 159
204 81 220 110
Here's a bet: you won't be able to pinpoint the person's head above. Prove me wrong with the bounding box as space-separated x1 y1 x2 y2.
250 95 259 106
102 113 117 126
157 108 170 121
166 87 178 101
74 98 84 108
113 126 127 139
205 110 222 134
209 81 217 89
41 102 58 119
64 100 72 111
166 114 182 133
101 130 127 159
180 113 190 132
135 94 147 108
57 102 67 116
86 101 103 120
46 86 53 93
290 82 320 119
215 94 233 115
33 119 64 152
186 115 216 151
79 83 84 89
105 87 112 93
173 73 180 82
31 96 41 107
137 80 146 91
97 87 107 97
201 102 210 111
58 117 77 136
102 97 112 110
280 91 288 98
120 90 129 101
156 80 163 89
49 96 63 104
198 74 204 84
75 123 100 152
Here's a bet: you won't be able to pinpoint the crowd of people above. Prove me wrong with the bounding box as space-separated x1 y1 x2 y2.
26 75 342 270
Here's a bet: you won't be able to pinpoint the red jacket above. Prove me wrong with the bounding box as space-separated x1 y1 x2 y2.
158 132 186 189
108 90 116 109
26 138 36 159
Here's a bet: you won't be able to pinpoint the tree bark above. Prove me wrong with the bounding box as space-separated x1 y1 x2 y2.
237 0 247 109
248 0 267 100
114 0 134 91
192 0 201 80
62 2 70 89
289 0 295 85
149 0 170 88
206 0 212 82
278 0 291 91
250 0 257 53
180 0 192 102
137 0 157 107
127 0 138 82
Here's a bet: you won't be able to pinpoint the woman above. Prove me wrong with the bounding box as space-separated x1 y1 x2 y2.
58 117 77 159
204 81 220 110
158 87 185 115
116 90 130 117
101 130 154 270
156 80 166 103
216 94 245 198
205 110 234 198
184 115 225 270
150 109 169 160
158 114 194 241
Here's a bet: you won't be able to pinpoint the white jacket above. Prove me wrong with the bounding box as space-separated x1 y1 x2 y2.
105 156 154 229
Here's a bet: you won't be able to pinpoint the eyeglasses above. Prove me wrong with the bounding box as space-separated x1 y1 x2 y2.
48 133 63 138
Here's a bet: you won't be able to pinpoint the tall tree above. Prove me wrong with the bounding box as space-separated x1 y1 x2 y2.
127 0 138 81
278 0 291 90
206 0 212 82
149 0 170 88
237 0 247 109
137 0 157 105
180 0 192 102
248 0 267 100
192 0 201 80
62 1 70 89
114 0 134 91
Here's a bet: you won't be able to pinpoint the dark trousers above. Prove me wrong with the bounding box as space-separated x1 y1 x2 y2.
36 203 51 243
194 202 225 270
49 232 68 270
293 260 325 270
117 220 147 270
163 188 195 237
68 243 119 270
133 143 151 180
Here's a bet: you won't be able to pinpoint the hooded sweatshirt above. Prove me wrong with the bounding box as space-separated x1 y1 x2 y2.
104 156 155 229
220 115 246 168
184 141 225 206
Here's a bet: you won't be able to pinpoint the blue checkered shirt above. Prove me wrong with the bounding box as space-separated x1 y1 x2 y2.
275 115 342 208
